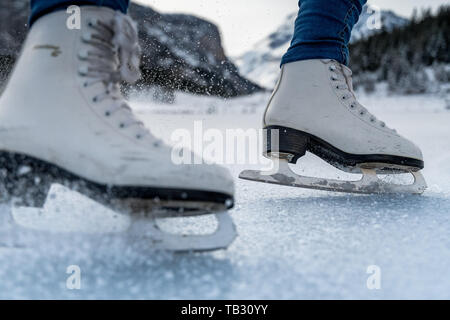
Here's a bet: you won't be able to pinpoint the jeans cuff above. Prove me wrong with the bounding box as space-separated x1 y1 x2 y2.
280 44 346 67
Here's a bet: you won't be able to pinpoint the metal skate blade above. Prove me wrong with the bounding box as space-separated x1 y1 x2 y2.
10 184 237 252
116 198 229 218
239 160 427 195
130 212 237 252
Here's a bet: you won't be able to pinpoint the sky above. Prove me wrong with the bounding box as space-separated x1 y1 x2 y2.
135 0 448 57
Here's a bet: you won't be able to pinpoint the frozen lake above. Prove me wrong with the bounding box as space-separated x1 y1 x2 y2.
0 93 449 299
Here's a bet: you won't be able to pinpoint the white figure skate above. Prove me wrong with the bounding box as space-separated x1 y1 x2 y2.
0 7 236 251
240 59 427 194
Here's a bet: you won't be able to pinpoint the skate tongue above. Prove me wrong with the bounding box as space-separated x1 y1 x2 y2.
12 184 131 234
340 64 354 94
112 12 141 84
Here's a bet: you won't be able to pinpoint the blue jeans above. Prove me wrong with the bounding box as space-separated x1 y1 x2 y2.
281 0 367 66
31 0 365 66
29 0 129 26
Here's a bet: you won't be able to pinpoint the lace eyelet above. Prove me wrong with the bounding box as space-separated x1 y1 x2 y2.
104 111 111 117
360 111 365 116
342 96 346 100
83 82 89 87
87 18 98 28
92 97 98 103
370 118 376 122
78 66 89 77
350 104 355 109
81 33 93 42
136 134 142 140
77 50 90 60
119 123 125 129
153 142 160 148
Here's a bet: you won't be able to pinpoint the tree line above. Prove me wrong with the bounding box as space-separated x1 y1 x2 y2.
349 5 449 95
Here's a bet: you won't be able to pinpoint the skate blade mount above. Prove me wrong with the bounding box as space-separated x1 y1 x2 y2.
239 160 427 195
10 184 237 252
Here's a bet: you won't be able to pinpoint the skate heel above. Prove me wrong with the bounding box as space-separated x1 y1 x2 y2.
264 125 309 163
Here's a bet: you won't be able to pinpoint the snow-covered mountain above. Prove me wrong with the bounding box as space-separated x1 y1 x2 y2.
0 0 261 97
236 5 408 88
351 6 409 42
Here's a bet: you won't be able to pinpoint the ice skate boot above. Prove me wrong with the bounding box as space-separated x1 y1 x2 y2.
240 59 426 194
0 7 236 251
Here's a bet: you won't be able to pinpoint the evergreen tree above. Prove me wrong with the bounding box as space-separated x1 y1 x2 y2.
349 5 449 94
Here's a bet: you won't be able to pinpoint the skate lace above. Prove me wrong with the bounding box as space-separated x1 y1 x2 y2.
326 60 396 132
78 12 151 140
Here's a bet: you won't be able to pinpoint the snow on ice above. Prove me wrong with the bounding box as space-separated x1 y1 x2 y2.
0 90 449 299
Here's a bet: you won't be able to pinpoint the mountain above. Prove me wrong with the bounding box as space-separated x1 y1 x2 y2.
235 5 408 88
0 0 262 97
350 6 409 42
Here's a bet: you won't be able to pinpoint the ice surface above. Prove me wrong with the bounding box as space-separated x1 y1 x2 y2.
0 92 449 299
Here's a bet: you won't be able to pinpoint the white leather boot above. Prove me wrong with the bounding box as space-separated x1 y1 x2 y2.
240 59 426 194
0 7 234 212
264 59 424 172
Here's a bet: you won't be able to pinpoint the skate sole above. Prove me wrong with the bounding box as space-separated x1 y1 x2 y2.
264 125 424 173
0 151 233 216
